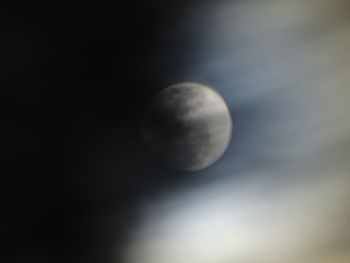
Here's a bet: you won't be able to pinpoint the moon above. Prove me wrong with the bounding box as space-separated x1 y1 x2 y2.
140 82 232 171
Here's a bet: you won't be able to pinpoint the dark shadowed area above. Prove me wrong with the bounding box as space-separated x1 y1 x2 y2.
2 1 193 262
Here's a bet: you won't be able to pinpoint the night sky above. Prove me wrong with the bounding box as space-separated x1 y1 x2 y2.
3 1 180 262
2 0 350 263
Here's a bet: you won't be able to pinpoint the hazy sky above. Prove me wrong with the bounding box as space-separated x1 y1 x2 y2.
3 0 350 262
122 0 350 262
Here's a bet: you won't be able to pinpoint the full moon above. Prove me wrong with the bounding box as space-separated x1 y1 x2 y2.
140 82 232 171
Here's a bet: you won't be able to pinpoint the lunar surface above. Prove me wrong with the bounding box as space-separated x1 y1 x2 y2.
140 82 232 171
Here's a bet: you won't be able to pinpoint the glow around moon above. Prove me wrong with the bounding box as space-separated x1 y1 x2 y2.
140 82 232 171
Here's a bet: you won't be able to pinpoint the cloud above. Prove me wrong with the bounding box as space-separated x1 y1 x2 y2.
121 0 350 262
